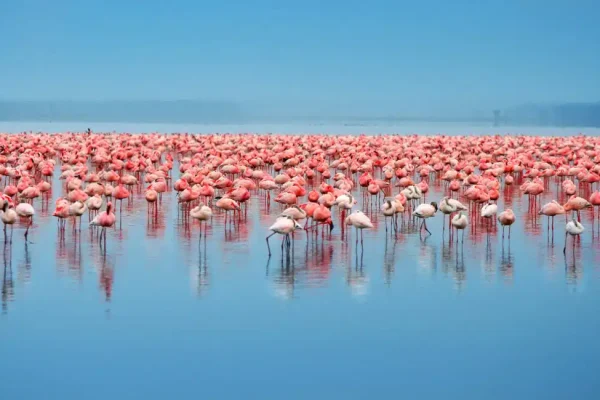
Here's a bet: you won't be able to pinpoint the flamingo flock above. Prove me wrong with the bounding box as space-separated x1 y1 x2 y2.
0 132 598 259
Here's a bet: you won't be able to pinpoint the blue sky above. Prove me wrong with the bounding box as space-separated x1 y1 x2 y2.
1 0 599 117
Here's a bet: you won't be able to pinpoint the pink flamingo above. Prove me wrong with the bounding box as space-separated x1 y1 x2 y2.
90 202 116 244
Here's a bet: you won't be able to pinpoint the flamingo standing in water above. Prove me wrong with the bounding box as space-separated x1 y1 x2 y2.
86 194 103 221
335 193 356 221
0 202 17 241
90 202 117 245
15 202 35 241
497 209 516 240
381 199 398 233
481 201 498 237
564 219 584 254
190 204 212 239
113 184 130 216
68 201 87 231
564 195 591 222
53 200 70 230
281 205 307 221
345 210 374 246
413 202 437 237
215 197 240 225
266 215 302 256
439 196 467 236
451 212 468 242
310 204 334 234
145 186 158 214
539 201 565 233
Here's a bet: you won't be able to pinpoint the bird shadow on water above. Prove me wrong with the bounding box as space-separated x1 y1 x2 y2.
265 240 297 299
90 243 115 315
57 229 83 281
500 243 514 284
15 241 32 285
383 236 397 286
484 240 495 282
346 246 367 296
442 241 466 290
2 241 14 314
417 238 437 276
196 236 209 297
565 248 582 289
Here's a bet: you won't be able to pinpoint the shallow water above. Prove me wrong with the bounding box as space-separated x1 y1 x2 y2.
2 120 600 136
2 137 600 399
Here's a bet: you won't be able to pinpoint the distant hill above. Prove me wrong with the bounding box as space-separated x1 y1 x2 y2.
502 102 600 127
0 100 247 123
2 99 598 127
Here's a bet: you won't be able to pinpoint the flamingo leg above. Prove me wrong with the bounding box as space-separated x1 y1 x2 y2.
24 218 32 241
423 219 431 235
266 232 276 256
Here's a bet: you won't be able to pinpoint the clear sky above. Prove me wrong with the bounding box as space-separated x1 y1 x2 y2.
1 0 599 117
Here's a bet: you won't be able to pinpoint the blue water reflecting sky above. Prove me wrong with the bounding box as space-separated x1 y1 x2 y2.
1 126 600 399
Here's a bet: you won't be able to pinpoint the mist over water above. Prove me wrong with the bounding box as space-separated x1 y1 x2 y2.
1 121 600 136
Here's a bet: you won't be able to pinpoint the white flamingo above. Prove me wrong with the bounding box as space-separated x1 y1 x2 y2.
266 215 302 256
413 201 438 236
564 219 584 254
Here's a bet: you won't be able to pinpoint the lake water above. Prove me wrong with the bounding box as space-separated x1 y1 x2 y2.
2 120 600 136
1 122 600 399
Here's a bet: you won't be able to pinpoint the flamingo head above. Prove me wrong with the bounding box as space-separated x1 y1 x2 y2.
430 201 438 212
293 218 303 230
327 217 334 232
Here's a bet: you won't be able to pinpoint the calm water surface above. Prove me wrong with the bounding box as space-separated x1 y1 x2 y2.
1 127 600 399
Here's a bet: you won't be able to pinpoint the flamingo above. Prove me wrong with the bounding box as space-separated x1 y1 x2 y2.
564 195 592 222
412 202 438 236
281 205 307 221
215 197 240 225
439 196 467 235
344 210 374 245
564 219 584 254
497 209 516 240
311 204 334 233
266 215 302 256
190 204 212 239
68 201 87 231
0 202 17 241
451 212 468 242
381 199 402 232
113 184 130 215
539 201 565 233
90 202 117 244
15 202 35 241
